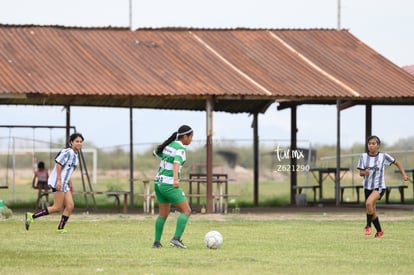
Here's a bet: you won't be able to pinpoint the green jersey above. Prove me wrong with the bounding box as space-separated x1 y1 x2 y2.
154 140 187 184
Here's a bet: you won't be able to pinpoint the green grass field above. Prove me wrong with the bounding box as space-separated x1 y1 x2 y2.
1 210 414 275
1 169 414 274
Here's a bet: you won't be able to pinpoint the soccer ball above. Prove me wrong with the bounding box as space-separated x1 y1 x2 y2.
204 230 223 249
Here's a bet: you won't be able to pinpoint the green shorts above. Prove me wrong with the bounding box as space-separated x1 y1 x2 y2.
154 182 187 204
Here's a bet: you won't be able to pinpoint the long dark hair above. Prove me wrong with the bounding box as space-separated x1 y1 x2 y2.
69 132 84 145
155 125 193 155
367 135 381 145
55 132 84 158
37 161 45 169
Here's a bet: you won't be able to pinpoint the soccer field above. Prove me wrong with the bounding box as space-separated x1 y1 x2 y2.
1 209 414 275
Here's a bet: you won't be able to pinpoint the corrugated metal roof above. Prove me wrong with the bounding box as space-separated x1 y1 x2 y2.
403 65 414 75
1 26 414 113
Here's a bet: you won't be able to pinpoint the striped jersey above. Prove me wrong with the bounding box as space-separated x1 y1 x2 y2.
154 140 187 185
48 147 79 192
356 152 395 190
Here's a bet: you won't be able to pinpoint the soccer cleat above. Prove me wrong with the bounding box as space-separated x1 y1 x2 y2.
56 229 68 234
152 241 163 248
364 226 372 235
169 238 187 249
25 212 34 231
374 230 384 238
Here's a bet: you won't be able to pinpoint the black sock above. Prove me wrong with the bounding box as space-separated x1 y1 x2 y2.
33 208 49 219
366 214 373 227
372 217 382 232
58 215 69 230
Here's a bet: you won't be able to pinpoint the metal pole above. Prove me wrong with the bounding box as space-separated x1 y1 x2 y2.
336 100 341 206
129 107 134 208
337 0 341 30
129 0 133 30
253 112 259 206
206 98 214 213
12 137 16 202
290 106 297 205
65 106 70 145
365 104 372 149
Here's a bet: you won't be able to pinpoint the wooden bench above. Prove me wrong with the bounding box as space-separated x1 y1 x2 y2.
293 185 320 203
37 190 130 213
385 185 408 204
215 194 240 214
186 193 240 214
182 173 239 213
73 191 130 213
40 181 157 214
136 192 155 215
340 185 363 203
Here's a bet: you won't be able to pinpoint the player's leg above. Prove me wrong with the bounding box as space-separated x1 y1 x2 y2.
48 191 65 214
25 190 64 230
173 199 191 239
363 189 374 234
169 188 191 248
372 190 385 238
366 190 379 215
153 203 171 247
56 191 74 232
153 183 170 248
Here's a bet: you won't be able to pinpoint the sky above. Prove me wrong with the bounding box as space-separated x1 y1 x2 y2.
0 0 414 151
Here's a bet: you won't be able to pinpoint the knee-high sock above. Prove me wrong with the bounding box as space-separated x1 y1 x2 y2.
372 217 382 232
154 216 166 242
366 214 373 227
174 214 189 239
58 215 69 230
32 208 49 219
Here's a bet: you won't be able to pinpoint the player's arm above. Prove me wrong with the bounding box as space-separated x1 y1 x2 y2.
55 163 63 191
32 174 37 189
173 162 180 188
357 156 369 177
394 160 409 181
358 168 370 177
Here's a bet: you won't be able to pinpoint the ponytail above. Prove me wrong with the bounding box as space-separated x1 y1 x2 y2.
156 131 177 155
155 125 193 155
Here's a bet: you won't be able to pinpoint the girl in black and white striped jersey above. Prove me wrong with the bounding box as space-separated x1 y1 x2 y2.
357 135 408 238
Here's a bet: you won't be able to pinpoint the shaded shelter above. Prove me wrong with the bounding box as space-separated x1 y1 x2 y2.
1 25 414 210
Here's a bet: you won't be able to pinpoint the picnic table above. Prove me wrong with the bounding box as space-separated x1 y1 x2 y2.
309 167 350 201
181 173 237 213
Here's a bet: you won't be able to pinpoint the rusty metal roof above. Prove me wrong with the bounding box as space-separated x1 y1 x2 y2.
403 65 414 76
1 25 414 113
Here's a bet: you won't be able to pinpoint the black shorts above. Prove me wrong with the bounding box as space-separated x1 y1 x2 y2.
37 181 49 189
364 188 385 200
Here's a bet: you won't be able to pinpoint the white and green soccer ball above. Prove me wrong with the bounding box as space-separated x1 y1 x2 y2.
204 230 223 249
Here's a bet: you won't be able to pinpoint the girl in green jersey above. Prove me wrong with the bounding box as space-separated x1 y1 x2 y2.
152 125 193 249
